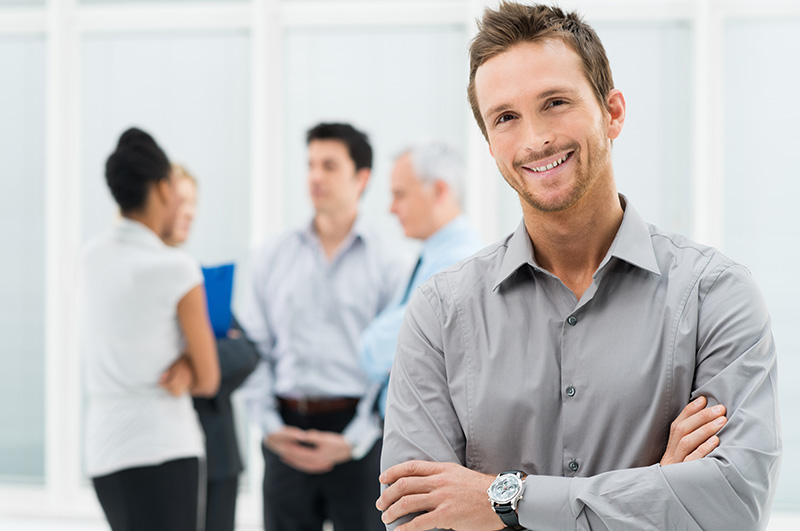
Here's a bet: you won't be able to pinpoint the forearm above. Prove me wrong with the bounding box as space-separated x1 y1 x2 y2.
241 361 285 437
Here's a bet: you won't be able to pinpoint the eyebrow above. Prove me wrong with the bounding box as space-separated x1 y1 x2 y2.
484 86 580 120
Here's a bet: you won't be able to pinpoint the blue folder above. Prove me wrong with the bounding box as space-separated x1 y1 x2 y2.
201 263 235 339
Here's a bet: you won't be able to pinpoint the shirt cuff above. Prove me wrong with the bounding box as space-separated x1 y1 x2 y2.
259 408 285 438
342 409 382 460
517 475 575 529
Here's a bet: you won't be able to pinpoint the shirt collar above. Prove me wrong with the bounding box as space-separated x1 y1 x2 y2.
492 219 537 291
492 195 660 291
115 217 167 249
603 196 661 277
301 214 367 249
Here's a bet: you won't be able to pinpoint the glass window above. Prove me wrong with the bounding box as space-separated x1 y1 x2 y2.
0 35 46 485
80 30 252 310
0 0 44 6
495 21 694 237
723 18 800 512
282 25 468 253
80 0 244 4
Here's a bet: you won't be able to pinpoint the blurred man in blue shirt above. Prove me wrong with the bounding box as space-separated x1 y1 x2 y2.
359 142 484 416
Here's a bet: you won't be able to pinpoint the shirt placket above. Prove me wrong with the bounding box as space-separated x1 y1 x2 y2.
559 280 600 477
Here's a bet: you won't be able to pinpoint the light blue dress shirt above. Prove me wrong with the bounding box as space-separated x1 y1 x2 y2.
359 215 484 416
240 216 407 459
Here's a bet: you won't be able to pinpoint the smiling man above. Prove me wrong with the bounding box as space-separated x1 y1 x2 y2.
377 3 781 530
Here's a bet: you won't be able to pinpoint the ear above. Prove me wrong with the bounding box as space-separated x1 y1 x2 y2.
432 180 448 202
155 178 171 205
605 89 626 140
355 167 371 195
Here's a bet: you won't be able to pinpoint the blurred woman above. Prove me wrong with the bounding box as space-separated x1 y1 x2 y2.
165 164 259 531
81 128 220 531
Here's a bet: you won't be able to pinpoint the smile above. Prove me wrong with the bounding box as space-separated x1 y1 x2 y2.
526 152 571 173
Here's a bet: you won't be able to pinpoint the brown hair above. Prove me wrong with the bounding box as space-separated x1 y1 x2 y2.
467 2 614 140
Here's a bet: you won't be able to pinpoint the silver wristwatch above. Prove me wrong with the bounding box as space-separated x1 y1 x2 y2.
487 470 527 530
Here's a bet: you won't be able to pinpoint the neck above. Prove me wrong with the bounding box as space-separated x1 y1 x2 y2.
426 205 462 241
522 184 623 299
125 209 165 240
314 207 358 258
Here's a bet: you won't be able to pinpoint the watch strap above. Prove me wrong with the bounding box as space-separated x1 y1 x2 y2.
491 471 527 529
495 504 525 529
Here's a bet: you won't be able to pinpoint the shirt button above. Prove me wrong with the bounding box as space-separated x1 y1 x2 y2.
569 460 580 472
566 385 576 397
567 315 578 326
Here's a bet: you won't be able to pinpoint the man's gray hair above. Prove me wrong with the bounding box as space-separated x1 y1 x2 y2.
400 141 465 205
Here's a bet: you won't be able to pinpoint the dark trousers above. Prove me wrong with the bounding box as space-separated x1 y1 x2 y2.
92 457 199 531
262 406 384 531
205 475 239 531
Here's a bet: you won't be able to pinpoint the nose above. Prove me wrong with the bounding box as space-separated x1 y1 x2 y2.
523 116 553 153
308 166 323 185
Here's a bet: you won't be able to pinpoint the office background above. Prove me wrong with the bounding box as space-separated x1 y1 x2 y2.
0 0 798 528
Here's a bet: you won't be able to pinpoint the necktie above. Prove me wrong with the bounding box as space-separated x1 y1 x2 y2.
401 256 423 304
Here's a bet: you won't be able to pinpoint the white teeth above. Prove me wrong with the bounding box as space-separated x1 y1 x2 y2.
530 153 569 172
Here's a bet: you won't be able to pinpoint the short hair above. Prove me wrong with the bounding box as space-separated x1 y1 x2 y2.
467 1 614 140
306 122 373 171
105 127 171 213
399 142 466 205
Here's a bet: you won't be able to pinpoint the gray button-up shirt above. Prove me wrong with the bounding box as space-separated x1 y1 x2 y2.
241 217 407 458
382 200 781 530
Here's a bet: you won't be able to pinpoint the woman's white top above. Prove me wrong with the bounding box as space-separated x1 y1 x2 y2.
81 218 205 477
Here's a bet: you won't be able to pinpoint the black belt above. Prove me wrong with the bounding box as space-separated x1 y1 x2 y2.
277 396 359 416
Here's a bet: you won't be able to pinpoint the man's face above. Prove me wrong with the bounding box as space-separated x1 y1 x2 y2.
390 153 438 240
475 38 620 213
307 139 367 214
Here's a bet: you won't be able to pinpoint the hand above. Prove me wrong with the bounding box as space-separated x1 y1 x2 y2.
660 396 727 466
227 328 242 339
376 460 503 531
265 428 353 474
158 356 194 396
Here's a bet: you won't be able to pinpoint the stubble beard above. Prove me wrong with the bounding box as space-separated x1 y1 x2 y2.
501 134 608 214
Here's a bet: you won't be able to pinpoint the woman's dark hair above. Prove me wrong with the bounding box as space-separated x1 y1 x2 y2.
105 127 171 213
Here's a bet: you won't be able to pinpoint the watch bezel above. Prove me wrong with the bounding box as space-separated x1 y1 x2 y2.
487 471 526 509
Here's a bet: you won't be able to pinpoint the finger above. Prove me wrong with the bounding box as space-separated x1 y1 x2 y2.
380 460 443 485
282 458 331 474
282 442 320 460
668 403 725 452
378 475 435 512
672 396 707 427
381 493 435 526
395 509 440 531
683 404 726 434
280 452 332 474
684 435 721 462
676 416 727 459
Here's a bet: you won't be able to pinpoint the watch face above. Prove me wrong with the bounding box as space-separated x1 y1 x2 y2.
489 475 521 503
